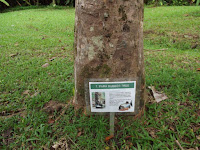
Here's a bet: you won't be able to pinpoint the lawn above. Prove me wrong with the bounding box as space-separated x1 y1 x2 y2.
0 6 200 149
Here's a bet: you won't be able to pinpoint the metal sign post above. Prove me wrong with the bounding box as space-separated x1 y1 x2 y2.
110 112 115 136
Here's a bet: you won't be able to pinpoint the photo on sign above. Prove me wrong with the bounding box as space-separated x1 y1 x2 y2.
119 100 132 111
92 92 105 109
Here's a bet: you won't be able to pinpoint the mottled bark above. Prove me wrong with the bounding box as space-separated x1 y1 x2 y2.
74 0 145 114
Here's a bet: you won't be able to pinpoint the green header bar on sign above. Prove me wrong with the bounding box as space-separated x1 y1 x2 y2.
91 83 134 89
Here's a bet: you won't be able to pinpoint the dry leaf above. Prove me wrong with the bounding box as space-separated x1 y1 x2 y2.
43 100 64 114
31 92 39 98
197 135 200 140
148 86 168 103
183 61 189 64
52 142 60 149
42 63 49 68
48 119 55 124
49 57 56 61
14 43 19 46
125 136 133 140
191 44 198 49
23 90 30 95
105 135 114 142
9 53 18 57
52 139 69 150
77 131 82 137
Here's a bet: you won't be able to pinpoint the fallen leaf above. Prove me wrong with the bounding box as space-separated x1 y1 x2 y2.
148 86 168 103
48 118 55 124
196 135 200 140
169 125 175 131
42 63 49 68
31 92 39 98
14 43 19 46
183 61 189 64
125 136 133 140
23 90 30 95
9 53 18 57
43 100 64 114
49 57 56 61
77 131 82 137
191 44 198 49
105 135 114 142
52 142 60 149
52 138 69 150
183 14 189 17
146 127 158 138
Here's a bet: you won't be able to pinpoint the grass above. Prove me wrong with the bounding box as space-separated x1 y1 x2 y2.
0 6 200 149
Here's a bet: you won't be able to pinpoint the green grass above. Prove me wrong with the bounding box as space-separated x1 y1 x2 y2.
0 6 200 149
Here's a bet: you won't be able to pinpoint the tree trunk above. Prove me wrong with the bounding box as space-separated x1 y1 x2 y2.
52 0 56 5
74 0 145 114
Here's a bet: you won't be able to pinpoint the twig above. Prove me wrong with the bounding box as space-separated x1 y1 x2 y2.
175 140 184 150
66 134 81 150
24 0 31 6
16 0 22 6
144 48 168 51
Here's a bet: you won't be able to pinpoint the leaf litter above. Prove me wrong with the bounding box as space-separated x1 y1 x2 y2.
148 86 168 103
42 63 49 68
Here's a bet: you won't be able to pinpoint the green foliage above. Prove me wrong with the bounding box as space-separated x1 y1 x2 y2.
0 0 75 10
0 6 200 149
146 0 199 6
0 0 9 6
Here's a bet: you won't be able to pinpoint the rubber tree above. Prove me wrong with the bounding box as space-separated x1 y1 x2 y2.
74 0 145 114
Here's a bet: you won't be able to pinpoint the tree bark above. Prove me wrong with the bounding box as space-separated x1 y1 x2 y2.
74 0 145 114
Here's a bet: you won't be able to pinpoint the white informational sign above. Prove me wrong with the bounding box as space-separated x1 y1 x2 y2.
89 81 136 112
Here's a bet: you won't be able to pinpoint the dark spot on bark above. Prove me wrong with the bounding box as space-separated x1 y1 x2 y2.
116 41 127 50
120 55 124 60
98 53 104 62
78 86 85 97
137 70 142 77
121 68 127 73
98 50 110 62
81 65 92 78
123 24 130 32
105 33 112 38
118 5 127 21
101 64 111 77
93 64 111 77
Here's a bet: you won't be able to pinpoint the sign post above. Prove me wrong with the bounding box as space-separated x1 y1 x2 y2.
110 112 115 136
88 81 137 136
